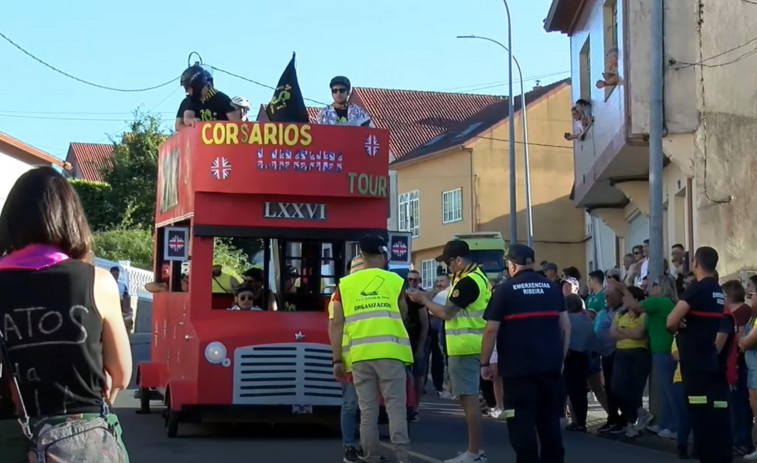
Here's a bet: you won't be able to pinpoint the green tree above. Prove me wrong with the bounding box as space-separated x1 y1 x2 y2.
69 179 112 232
100 112 166 230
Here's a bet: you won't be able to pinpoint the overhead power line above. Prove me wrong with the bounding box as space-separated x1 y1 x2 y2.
210 66 330 107
674 35 757 69
0 30 177 92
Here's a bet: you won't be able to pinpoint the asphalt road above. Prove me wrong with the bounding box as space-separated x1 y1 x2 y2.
120 334 678 463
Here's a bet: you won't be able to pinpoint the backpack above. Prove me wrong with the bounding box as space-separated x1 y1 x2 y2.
0 329 127 463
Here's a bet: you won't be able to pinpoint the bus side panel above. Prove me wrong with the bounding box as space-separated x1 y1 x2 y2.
164 293 199 406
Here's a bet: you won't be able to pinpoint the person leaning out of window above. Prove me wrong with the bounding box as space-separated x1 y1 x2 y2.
0 167 132 462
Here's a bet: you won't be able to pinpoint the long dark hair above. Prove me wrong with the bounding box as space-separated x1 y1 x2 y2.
0 167 93 259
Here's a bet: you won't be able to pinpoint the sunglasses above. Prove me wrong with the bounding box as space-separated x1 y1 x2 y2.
332 87 347 94
238 295 254 301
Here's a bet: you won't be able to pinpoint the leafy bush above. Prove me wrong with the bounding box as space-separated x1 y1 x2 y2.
93 228 153 270
213 238 253 277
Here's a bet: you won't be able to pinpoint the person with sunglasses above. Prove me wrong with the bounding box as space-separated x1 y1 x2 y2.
407 240 490 463
316 76 371 126
228 285 263 311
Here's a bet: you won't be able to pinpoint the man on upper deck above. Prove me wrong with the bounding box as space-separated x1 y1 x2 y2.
176 65 240 130
316 76 371 126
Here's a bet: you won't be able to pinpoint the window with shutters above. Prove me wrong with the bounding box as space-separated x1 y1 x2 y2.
398 190 420 238
442 188 463 224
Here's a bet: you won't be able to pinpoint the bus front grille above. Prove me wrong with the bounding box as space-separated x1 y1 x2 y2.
233 343 342 406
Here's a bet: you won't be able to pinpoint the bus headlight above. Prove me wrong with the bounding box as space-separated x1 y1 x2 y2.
204 342 227 365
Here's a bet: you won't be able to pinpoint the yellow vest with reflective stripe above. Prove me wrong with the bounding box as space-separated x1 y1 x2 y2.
445 265 491 356
339 268 413 371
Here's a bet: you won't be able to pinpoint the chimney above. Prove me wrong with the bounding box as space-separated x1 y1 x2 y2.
533 80 543 91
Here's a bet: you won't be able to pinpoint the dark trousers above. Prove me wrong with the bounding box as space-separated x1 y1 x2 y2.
731 364 753 449
672 381 692 450
682 366 733 463
503 370 565 463
612 348 651 425
602 352 623 424
563 350 589 426
426 328 445 392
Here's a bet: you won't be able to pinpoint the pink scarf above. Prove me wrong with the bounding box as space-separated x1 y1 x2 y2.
0 244 70 271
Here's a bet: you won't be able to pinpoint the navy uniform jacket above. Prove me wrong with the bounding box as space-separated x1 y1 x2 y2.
484 269 566 378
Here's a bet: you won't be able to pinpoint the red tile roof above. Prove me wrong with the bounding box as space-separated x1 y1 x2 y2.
66 143 115 182
349 88 504 160
255 105 320 123
0 132 70 170
393 79 571 165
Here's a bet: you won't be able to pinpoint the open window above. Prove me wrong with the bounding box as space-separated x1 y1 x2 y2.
202 237 360 312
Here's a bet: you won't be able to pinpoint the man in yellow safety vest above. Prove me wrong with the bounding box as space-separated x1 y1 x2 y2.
407 240 491 463
329 235 413 463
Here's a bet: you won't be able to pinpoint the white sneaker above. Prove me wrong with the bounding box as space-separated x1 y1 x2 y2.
488 408 504 419
744 449 757 460
634 410 654 431
443 451 487 463
438 390 457 400
657 428 674 439
646 424 661 433
625 424 639 438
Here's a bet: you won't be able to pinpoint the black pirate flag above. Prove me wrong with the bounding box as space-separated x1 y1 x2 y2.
265 53 309 123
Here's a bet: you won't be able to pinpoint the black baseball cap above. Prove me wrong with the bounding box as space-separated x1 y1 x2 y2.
504 244 535 266
436 240 470 262
360 235 388 256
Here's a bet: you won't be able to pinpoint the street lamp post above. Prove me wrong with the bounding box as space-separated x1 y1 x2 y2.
457 34 534 248
503 0 517 247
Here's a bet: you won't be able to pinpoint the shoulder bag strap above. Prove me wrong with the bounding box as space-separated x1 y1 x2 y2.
213 275 229 293
0 329 33 439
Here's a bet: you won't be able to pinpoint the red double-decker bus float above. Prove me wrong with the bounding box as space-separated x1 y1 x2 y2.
136 121 416 437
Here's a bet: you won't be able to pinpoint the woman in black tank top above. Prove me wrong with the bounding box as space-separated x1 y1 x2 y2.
0 167 132 461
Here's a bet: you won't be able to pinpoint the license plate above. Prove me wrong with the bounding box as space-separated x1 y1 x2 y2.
292 404 313 414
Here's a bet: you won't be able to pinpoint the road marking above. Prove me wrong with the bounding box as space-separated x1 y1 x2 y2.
379 442 443 463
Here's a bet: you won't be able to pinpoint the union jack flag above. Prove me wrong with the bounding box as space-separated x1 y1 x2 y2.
364 135 380 157
168 235 185 252
210 157 231 179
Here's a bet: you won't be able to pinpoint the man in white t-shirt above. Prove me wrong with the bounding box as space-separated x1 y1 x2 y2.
636 239 650 287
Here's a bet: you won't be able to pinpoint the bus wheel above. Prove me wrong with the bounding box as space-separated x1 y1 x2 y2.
164 396 180 438
136 387 151 414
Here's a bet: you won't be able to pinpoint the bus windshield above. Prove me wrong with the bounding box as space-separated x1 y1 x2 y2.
470 249 505 274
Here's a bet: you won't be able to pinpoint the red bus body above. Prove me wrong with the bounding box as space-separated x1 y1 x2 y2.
136 122 397 435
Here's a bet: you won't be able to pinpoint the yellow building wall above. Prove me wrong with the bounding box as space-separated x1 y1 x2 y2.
396 149 473 252
470 84 587 276
397 84 587 278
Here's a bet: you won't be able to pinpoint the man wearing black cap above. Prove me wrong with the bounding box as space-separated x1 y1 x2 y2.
481 244 570 463
329 235 413 463
407 240 490 463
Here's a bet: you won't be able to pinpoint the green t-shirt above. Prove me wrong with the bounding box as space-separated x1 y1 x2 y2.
642 296 675 353
586 290 605 313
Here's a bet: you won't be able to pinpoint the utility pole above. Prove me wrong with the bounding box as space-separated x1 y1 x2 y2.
503 0 517 246
648 0 664 283
456 34 533 247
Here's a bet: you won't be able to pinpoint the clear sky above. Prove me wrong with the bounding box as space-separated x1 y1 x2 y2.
0 0 570 160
